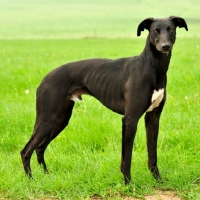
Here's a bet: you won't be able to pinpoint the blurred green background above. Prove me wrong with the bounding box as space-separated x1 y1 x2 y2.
0 0 199 39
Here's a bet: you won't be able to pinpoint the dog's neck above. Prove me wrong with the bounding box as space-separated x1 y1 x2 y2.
141 34 172 74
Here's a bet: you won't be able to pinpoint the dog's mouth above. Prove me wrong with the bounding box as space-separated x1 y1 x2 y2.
162 50 171 55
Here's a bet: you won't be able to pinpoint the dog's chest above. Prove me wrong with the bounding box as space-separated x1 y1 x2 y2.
146 88 164 112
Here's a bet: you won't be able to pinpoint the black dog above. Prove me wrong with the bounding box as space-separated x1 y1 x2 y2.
21 16 188 185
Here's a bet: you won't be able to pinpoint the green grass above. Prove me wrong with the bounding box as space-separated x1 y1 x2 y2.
0 38 199 199
0 0 200 199
0 0 200 39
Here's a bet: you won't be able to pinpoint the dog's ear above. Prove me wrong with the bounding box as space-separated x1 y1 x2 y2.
170 16 188 31
137 18 154 36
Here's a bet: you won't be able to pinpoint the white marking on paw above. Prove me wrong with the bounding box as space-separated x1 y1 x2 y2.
70 94 82 102
146 88 164 112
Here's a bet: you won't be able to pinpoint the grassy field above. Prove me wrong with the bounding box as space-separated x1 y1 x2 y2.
1 0 200 39
0 0 200 199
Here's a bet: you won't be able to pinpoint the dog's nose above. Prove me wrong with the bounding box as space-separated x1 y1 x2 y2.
162 43 171 51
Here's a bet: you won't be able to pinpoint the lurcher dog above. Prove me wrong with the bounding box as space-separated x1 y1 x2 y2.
21 16 188 184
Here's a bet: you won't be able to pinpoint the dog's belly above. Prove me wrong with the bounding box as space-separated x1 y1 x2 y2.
70 94 82 102
146 88 164 112
70 93 125 115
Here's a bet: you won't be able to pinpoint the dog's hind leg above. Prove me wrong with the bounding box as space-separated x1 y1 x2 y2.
35 98 74 173
21 85 70 177
20 118 56 178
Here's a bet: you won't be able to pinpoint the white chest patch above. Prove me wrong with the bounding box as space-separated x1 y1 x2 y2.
146 88 164 112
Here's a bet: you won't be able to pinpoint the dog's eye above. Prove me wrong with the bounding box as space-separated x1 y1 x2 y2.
154 29 160 34
168 27 174 33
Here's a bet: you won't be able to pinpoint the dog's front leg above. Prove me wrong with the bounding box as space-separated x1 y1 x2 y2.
121 115 138 185
144 110 162 181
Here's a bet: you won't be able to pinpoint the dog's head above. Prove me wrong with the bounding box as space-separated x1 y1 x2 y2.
137 16 188 53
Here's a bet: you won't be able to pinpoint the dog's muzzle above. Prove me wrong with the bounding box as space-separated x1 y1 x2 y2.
161 43 171 53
